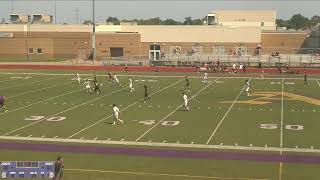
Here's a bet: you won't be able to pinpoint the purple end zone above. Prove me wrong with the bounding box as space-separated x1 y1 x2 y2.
1 142 320 164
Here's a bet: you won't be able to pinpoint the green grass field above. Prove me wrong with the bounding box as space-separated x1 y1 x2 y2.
0 69 320 180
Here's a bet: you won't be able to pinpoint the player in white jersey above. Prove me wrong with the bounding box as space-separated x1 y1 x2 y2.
84 80 92 93
261 69 265 79
76 73 81 85
245 80 250 96
129 76 135 92
182 93 190 111
203 72 208 83
112 104 123 125
113 74 121 87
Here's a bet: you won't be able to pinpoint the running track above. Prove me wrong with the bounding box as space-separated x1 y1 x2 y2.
1 142 320 164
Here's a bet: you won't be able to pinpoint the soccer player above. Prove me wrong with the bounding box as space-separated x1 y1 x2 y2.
304 74 308 85
144 84 150 103
93 79 102 94
203 72 208 83
93 74 97 82
245 80 250 96
261 69 265 79
125 64 128 72
107 72 113 84
112 104 123 125
54 156 64 180
182 93 190 111
76 73 81 85
129 76 135 92
185 76 191 92
84 80 92 93
0 96 8 112
113 73 121 87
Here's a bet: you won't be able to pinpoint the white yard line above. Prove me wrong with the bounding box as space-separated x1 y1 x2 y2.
206 79 251 145
68 80 183 138
3 83 141 136
64 168 267 180
279 78 285 180
0 77 23 84
0 88 84 119
7 84 58 99
136 79 218 142
1 135 320 154
0 76 59 91
280 78 284 150
0 72 317 80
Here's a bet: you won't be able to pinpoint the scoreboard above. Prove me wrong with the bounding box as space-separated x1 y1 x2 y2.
0 161 54 179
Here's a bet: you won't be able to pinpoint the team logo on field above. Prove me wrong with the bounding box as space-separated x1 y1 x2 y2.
221 92 320 105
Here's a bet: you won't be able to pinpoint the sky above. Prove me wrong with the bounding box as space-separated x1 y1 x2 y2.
0 0 319 24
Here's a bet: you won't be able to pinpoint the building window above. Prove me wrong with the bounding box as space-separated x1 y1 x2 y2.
28 48 34 54
110 47 124 57
150 44 160 50
37 48 43 54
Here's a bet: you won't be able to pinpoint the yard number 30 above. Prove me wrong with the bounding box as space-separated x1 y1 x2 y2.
25 116 66 122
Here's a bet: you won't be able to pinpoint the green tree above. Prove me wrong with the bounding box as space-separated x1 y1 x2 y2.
106 17 120 25
288 14 309 29
82 20 92 25
183 17 193 25
163 18 182 25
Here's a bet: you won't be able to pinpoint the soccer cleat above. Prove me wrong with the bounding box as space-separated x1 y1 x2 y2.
119 119 124 124
5 110 8 112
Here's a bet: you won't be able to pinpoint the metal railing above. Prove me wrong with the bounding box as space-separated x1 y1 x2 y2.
101 54 320 68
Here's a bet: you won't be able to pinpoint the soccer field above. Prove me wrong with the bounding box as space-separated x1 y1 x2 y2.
0 69 320 180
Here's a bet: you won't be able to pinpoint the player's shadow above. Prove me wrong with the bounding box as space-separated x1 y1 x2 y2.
104 122 113 125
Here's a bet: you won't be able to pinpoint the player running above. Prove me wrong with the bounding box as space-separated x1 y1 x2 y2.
182 92 190 111
304 74 308 85
76 73 81 85
0 96 8 112
245 79 250 96
93 76 102 94
203 72 208 83
53 156 64 180
185 76 191 92
261 69 265 79
129 76 135 92
107 72 113 84
143 84 150 103
84 80 92 93
113 73 121 87
112 104 123 125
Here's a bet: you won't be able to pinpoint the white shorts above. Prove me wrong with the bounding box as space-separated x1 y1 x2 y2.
184 101 188 106
129 84 133 88
246 87 250 92
86 85 90 89
113 114 119 120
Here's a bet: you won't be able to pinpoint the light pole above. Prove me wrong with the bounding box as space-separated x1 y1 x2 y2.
54 0 56 24
153 43 156 61
92 0 96 64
